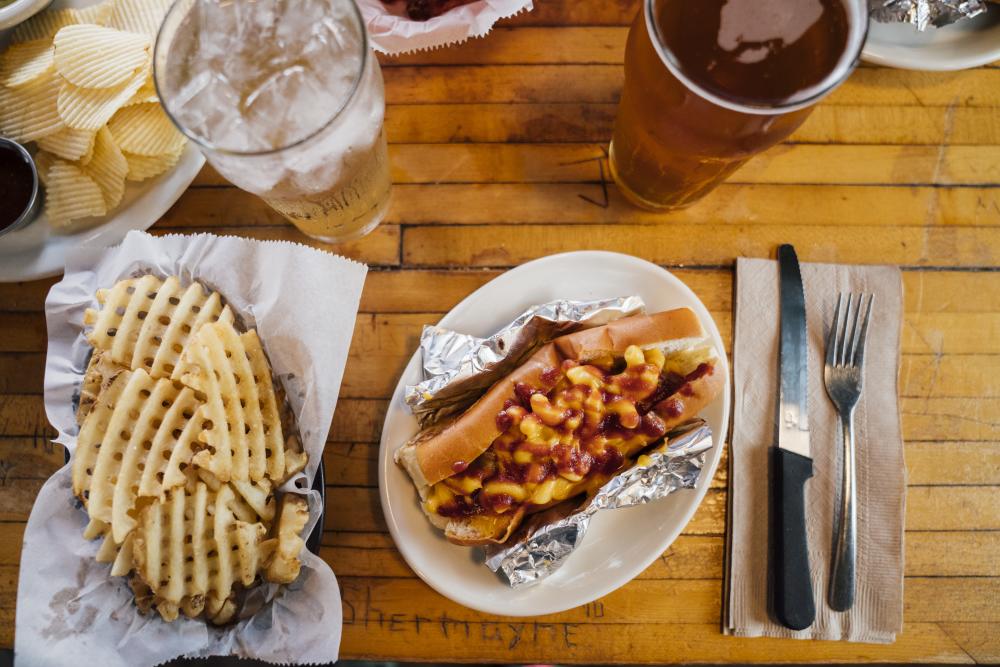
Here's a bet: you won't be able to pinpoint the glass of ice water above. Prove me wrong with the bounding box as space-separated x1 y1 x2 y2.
154 0 391 243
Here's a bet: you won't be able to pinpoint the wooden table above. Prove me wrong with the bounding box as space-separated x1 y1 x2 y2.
2 1 999 662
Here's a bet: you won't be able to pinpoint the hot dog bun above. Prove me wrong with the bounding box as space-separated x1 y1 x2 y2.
553 306 705 364
396 308 724 546
398 344 563 489
399 309 706 486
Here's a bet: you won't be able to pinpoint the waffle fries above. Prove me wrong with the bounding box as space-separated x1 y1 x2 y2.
264 495 311 584
132 481 267 623
83 274 233 378
73 275 310 624
177 323 302 484
78 349 125 424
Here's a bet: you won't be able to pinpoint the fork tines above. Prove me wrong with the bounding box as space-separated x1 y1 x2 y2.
827 293 874 370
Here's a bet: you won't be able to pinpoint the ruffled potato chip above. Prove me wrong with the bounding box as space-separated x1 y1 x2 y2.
54 24 150 89
34 150 56 187
0 40 55 88
57 68 146 130
36 125 97 162
44 161 107 228
83 127 129 209
123 145 182 181
124 74 158 106
108 102 185 156
107 0 173 38
10 3 113 44
0 69 64 142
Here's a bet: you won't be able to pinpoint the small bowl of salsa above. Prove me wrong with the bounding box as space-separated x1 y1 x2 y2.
0 137 41 237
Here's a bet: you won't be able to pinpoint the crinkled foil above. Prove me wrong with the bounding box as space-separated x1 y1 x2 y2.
870 0 987 30
404 296 645 427
484 421 714 588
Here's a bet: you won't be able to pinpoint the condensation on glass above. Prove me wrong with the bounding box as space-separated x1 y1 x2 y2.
154 0 391 243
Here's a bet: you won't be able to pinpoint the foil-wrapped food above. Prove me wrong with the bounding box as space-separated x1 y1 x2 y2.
397 299 724 585
484 420 714 587
870 0 989 30
405 296 645 427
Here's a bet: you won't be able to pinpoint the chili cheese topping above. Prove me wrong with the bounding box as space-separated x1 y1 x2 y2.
425 344 713 519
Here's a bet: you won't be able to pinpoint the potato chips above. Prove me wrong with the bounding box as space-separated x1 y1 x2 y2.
0 70 64 142
107 0 173 38
123 146 181 181
37 125 97 162
108 102 186 156
10 4 114 44
43 160 107 228
0 0 189 230
83 128 129 208
0 40 54 88
53 25 150 89
124 75 158 107
74 275 309 625
57 70 146 130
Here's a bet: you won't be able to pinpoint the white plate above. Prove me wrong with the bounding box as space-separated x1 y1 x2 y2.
0 0 50 30
0 0 205 282
378 251 731 616
862 6 1000 70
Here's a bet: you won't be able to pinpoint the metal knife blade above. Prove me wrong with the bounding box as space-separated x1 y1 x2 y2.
777 244 810 459
772 243 816 631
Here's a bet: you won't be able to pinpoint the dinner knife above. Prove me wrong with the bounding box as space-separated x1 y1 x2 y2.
772 243 816 631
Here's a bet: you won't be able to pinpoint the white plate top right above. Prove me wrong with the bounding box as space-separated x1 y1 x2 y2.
862 6 1000 71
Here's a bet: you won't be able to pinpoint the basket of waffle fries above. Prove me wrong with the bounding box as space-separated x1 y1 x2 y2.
15 231 367 666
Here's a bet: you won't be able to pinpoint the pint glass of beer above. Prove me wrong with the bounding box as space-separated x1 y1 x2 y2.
155 0 391 243
610 0 867 211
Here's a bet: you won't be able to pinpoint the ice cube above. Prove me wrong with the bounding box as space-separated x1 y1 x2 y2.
163 0 377 170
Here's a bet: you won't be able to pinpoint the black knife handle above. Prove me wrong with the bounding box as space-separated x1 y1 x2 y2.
773 448 816 631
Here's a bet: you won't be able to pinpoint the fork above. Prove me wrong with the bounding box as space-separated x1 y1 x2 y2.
823 292 874 612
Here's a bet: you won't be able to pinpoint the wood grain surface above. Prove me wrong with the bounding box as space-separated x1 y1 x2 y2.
2 0 999 662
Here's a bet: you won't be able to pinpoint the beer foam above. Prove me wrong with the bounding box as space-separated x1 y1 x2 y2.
717 0 824 54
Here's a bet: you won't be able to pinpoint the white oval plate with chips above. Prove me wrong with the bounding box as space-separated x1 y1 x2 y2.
0 0 204 282
0 144 202 281
378 251 731 616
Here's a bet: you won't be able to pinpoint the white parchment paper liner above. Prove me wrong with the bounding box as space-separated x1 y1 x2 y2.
358 0 533 55
15 231 367 666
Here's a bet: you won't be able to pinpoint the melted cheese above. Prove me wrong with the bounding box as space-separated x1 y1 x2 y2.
429 345 682 518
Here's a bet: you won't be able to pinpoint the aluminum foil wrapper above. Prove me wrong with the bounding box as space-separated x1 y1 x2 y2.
484 421 714 588
404 296 645 427
870 0 987 30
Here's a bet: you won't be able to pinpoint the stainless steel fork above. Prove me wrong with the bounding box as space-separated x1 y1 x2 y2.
823 292 874 612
